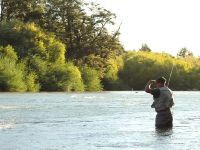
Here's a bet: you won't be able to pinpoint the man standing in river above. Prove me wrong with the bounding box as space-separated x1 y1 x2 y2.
145 77 174 130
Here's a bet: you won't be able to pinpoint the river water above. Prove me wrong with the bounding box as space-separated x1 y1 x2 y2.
0 92 199 150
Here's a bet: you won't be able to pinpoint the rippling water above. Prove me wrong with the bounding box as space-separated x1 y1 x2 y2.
0 92 200 150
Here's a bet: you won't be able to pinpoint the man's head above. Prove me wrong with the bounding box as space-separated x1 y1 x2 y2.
156 77 167 88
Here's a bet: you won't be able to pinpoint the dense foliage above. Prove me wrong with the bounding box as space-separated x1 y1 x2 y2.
0 0 200 91
81 66 102 91
120 51 200 90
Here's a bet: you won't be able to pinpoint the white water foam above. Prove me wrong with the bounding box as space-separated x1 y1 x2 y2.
0 122 15 129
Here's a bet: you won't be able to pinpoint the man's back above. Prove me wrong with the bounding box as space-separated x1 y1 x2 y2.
152 87 174 112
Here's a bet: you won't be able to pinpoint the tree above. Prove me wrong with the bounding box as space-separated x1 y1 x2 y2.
0 21 66 63
177 47 193 58
0 0 4 21
0 45 40 92
0 57 26 91
77 54 106 78
0 1 125 86
139 43 151 52
119 51 195 90
0 45 18 61
25 72 40 92
0 0 46 22
102 57 125 90
42 63 84 91
42 0 124 60
81 66 102 91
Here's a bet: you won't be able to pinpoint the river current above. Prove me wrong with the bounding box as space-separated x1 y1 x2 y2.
0 92 199 150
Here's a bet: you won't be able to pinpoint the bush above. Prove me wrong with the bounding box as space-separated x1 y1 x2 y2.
42 63 84 91
0 57 26 92
25 72 40 92
81 66 102 91
0 45 18 61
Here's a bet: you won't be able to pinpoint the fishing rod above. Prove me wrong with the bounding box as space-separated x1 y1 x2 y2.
167 62 175 87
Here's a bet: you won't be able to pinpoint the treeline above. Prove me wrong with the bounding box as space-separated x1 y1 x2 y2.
120 51 200 90
0 0 123 91
0 0 200 91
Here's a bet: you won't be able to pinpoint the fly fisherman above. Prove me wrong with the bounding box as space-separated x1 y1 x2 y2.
145 77 174 130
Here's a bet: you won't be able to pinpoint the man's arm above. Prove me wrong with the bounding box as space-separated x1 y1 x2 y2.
145 80 156 93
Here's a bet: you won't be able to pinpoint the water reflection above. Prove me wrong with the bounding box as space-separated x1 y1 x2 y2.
149 128 174 150
156 128 173 136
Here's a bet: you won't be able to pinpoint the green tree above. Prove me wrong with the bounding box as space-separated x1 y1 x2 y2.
102 57 125 90
77 54 106 78
0 57 26 91
42 63 84 91
25 72 40 92
81 66 102 91
177 47 193 58
0 45 18 61
0 1 125 88
43 0 124 59
0 21 66 63
139 43 151 52
0 0 46 22
120 51 194 90
0 45 40 92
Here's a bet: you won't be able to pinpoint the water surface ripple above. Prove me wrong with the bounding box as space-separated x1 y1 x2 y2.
0 92 199 150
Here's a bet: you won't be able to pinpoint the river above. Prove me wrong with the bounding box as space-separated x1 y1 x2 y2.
0 92 199 150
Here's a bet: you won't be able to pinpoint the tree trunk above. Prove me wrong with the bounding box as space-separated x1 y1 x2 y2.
0 0 4 22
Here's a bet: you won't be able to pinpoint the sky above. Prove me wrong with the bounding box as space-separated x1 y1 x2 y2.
92 0 200 56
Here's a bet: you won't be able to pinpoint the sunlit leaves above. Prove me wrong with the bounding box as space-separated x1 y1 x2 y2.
120 51 200 90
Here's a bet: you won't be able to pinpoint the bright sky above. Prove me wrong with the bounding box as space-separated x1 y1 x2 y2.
93 0 200 56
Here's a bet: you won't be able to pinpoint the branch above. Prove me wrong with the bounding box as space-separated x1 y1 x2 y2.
91 18 111 43
112 22 122 39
